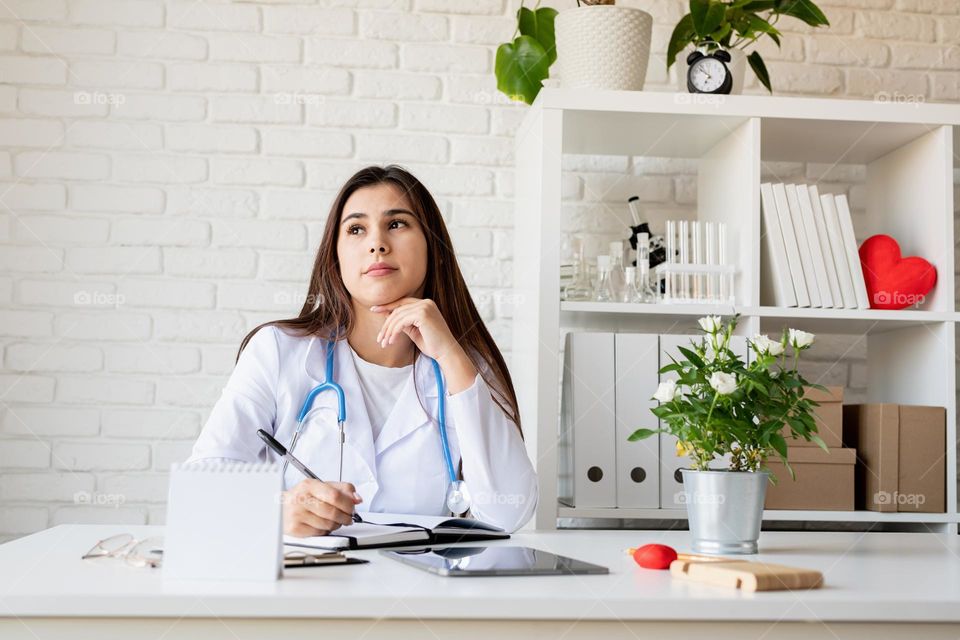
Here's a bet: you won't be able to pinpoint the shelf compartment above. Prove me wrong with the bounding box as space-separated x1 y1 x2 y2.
557 506 958 524
754 307 954 335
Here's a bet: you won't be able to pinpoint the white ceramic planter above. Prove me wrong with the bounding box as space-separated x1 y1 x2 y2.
555 5 653 91
676 46 747 95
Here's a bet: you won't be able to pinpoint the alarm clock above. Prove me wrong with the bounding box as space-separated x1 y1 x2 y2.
686 49 733 95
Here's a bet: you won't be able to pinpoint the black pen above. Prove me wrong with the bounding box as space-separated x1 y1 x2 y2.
257 429 362 524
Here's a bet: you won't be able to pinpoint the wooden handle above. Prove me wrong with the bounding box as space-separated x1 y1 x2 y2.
626 548 732 563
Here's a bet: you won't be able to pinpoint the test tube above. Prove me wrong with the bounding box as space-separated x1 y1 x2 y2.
679 220 689 300
718 222 728 303
665 220 675 301
705 221 716 302
692 221 702 302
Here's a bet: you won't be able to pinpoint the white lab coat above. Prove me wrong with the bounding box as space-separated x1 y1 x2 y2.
187 325 538 532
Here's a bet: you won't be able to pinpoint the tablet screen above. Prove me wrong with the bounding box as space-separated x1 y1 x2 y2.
382 546 609 576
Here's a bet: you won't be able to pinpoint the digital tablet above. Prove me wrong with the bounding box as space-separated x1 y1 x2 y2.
381 545 609 577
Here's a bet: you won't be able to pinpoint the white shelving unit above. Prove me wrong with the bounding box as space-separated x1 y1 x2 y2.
512 89 959 533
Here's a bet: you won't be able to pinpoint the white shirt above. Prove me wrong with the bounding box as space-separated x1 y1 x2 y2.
348 345 412 443
186 326 538 533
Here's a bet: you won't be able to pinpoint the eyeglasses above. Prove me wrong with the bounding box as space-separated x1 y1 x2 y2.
81 533 164 568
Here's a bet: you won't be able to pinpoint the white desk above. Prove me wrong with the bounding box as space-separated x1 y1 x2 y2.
2 525 959 639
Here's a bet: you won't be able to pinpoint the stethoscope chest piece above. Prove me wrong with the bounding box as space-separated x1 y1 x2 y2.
445 479 471 514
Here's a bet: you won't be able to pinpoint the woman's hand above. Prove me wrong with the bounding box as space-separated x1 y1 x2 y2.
372 298 457 359
372 297 479 394
282 479 362 537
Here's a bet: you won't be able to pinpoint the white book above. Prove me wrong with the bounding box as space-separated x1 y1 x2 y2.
806 185 844 309
834 193 870 309
819 193 858 309
771 183 810 307
284 512 508 551
759 183 797 307
785 184 823 307
795 184 834 308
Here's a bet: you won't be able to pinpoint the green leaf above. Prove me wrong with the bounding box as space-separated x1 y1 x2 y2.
770 431 788 458
667 13 695 68
776 0 829 26
691 0 725 38
628 427 661 441
741 0 777 9
517 6 559 66
749 50 772 93
677 346 705 369
495 35 551 105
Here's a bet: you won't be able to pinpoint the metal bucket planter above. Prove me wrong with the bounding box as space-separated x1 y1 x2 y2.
680 469 769 555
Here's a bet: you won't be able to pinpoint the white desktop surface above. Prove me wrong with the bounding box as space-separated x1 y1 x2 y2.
2 525 960 639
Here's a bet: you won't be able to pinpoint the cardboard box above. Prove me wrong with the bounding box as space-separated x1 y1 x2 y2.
764 446 856 510
782 386 844 448
842 404 945 513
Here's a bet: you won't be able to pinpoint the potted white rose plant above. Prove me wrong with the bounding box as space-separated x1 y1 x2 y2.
629 315 824 554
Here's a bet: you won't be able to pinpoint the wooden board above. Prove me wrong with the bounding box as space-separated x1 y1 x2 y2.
670 559 824 592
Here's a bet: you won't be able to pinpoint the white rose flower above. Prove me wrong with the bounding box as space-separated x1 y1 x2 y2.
709 371 737 395
750 334 774 354
698 315 722 334
768 339 785 356
789 328 815 349
653 379 680 403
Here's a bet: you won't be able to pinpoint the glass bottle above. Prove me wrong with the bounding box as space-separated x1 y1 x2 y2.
623 266 642 303
562 236 592 301
637 232 658 302
608 241 625 301
594 255 614 302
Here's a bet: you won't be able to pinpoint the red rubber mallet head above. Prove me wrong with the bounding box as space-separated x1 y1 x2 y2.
630 543 678 570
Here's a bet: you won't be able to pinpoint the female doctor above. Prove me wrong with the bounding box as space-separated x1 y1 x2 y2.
187 165 538 536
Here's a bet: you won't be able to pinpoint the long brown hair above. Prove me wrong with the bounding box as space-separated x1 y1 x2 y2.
238 164 523 438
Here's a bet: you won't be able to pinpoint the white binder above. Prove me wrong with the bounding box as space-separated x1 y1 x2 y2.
658 334 746 509
163 462 283 581
560 332 617 508
614 333 660 508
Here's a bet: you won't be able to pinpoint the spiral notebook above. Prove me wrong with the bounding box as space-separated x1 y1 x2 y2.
284 512 509 551
163 461 284 581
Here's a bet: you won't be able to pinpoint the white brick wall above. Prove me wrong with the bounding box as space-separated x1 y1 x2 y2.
0 0 957 540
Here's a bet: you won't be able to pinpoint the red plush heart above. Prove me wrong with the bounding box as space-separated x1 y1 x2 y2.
858 234 936 310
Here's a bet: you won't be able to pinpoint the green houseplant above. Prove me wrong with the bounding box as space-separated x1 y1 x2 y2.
628 315 825 554
495 1 559 105
667 0 830 93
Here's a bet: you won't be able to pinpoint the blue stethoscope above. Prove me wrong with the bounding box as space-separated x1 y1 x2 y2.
284 339 471 514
